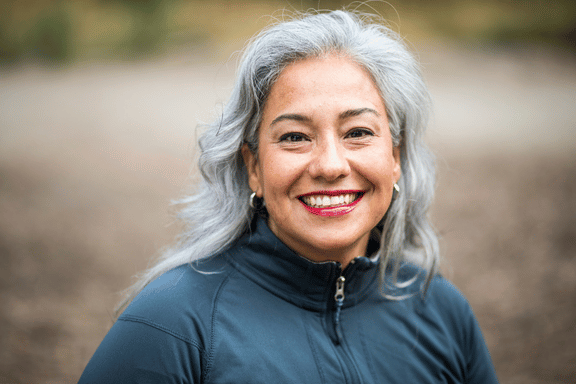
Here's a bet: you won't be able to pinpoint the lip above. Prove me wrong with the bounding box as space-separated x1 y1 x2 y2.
297 190 364 217
298 189 363 197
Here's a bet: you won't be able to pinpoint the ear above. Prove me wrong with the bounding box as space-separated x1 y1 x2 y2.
241 144 264 197
392 146 402 183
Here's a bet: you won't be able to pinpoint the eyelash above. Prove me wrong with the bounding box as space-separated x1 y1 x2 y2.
346 128 374 138
279 128 373 143
279 133 309 142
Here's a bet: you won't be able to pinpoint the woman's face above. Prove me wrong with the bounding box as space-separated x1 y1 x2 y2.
242 55 401 266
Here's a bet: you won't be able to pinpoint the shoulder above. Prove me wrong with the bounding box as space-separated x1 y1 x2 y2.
393 263 472 313
400 267 496 370
426 274 473 315
393 265 499 381
118 256 237 347
423 274 479 341
79 258 239 383
389 264 478 340
423 274 499 383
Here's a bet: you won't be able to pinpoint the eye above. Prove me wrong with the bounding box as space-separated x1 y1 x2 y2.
346 128 373 139
279 132 308 142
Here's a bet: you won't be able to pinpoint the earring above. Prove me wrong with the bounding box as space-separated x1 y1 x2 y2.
393 183 400 193
249 192 257 209
249 192 265 209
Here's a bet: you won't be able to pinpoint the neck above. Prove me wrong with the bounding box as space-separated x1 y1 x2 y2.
264 216 372 269
280 235 369 270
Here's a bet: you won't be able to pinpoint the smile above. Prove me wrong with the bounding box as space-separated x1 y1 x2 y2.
298 190 364 216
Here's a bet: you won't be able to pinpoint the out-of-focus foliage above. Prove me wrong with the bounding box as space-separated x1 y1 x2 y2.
28 3 74 62
0 0 174 64
314 0 575 49
0 0 286 65
0 0 74 64
0 0 574 66
99 0 171 54
401 0 576 50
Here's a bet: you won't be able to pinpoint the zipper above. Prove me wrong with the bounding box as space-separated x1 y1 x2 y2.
329 262 363 383
329 260 365 383
333 275 345 345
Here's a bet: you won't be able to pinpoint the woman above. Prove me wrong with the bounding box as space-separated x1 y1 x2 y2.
79 10 498 383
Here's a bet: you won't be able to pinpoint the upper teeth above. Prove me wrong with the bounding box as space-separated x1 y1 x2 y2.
302 193 358 208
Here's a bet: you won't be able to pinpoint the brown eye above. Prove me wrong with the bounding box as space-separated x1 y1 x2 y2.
346 128 373 138
280 133 308 142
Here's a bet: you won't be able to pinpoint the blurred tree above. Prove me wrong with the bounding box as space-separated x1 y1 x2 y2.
101 0 172 56
26 2 74 62
0 0 574 66
491 0 576 50
0 11 21 64
404 0 576 51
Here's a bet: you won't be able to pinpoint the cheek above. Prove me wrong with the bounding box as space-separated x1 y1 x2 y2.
259 155 297 196
260 146 308 183
354 149 397 185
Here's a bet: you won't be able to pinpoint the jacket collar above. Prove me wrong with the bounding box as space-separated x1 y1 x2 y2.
225 217 380 311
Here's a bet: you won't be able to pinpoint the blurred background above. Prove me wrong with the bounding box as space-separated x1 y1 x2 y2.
0 0 575 382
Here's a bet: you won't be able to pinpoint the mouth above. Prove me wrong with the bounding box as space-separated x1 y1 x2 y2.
298 190 364 216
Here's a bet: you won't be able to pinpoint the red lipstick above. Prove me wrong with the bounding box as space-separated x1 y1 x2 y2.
298 189 362 197
298 190 364 217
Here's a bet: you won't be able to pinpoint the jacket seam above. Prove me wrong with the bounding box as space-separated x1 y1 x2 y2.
304 312 327 384
359 325 378 381
119 315 204 351
203 268 235 383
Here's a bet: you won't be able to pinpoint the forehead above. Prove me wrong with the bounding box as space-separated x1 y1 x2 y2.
263 55 385 119
274 55 377 92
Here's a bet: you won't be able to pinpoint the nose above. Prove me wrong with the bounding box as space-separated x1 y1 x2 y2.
308 136 351 181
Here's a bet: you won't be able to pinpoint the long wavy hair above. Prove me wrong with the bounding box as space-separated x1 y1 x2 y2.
117 9 438 315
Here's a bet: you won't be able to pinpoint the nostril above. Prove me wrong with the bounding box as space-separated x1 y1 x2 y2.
308 147 351 180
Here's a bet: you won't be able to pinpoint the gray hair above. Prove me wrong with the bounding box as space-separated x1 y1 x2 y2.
117 9 438 314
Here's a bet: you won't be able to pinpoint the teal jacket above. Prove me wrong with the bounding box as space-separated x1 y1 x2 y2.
79 218 498 383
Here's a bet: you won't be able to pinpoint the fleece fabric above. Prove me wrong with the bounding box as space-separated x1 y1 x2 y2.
79 217 498 383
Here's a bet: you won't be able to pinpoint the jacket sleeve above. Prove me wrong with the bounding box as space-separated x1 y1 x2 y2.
430 276 499 383
464 307 500 384
78 316 203 384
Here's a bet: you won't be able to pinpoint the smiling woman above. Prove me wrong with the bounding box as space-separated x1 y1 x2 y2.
242 55 401 265
79 10 499 384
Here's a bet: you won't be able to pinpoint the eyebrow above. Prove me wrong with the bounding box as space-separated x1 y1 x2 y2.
270 108 380 127
270 113 312 127
338 107 380 120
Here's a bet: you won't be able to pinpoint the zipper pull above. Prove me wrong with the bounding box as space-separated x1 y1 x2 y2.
333 276 345 344
334 276 346 303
